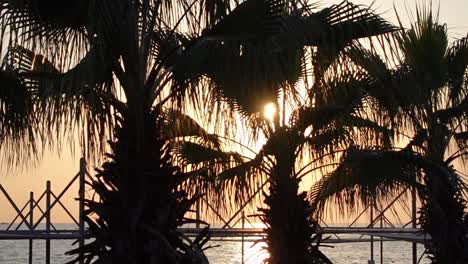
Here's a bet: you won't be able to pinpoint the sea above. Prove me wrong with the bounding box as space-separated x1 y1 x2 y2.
0 224 431 264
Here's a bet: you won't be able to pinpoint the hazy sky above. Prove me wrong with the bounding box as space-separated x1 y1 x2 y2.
1 0 468 223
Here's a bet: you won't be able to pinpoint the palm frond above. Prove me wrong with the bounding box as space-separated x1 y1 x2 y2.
174 141 243 165
291 105 346 132
0 69 34 156
434 97 468 123
197 0 232 28
398 7 448 95
340 115 392 146
171 38 304 115
0 0 88 36
447 34 468 102
291 70 368 132
309 147 420 216
217 155 267 203
169 1 396 116
164 109 221 149
303 1 395 46
316 66 368 107
346 44 391 82
304 128 350 158
0 69 30 123
304 1 396 73
345 44 405 118
203 0 285 39
2 45 117 161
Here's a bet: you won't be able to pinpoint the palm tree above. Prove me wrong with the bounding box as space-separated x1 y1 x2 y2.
0 0 238 263
310 7 468 263
177 65 395 264
172 3 395 263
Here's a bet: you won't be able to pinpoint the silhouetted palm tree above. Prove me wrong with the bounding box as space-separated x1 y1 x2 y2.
173 3 395 263
177 66 394 263
0 0 237 263
310 7 468 263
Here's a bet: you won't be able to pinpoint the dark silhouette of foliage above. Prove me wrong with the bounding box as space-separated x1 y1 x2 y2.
310 7 468 263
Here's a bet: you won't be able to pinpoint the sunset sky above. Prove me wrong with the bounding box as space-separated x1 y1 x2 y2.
1 0 467 224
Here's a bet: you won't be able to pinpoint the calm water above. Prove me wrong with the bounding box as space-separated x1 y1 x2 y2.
0 225 431 263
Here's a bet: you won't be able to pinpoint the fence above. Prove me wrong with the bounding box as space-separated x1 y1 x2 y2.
0 159 427 264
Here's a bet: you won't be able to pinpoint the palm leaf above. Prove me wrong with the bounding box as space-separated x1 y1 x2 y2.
291 70 368 132
302 1 396 46
434 97 468 122
196 0 231 27
203 0 285 39
397 8 448 101
447 34 468 102
341 115 392 146
0 70 31 138
175 141 243 165
304 128 350 158
292 105 346 132
304 1 396 73
346 44 391 82
217 155 266 201
171 36 304 114
0 0 89 34
2 46 117 160
170 1 395 115
164 109 221 149
345 44 407 118
309 147 420 216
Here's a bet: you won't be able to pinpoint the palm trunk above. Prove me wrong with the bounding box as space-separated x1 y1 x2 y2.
421 129 468 264
421 169 468 264
68 107 208 264
262 143 331 264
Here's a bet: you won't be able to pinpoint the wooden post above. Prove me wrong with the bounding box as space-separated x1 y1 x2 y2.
241 211 245 264
412 187 417 264
79 158 86 264
369 203 375 264
380 210 383 264
195 186 200 229
29 192 34 264
45 181 51 264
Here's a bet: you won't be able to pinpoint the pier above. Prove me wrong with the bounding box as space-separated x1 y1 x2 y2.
0 159 428 263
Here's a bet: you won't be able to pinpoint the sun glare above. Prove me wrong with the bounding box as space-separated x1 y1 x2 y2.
263 102 276 121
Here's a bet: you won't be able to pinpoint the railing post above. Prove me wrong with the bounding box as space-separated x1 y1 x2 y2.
29 192 34 264
241 211 245 264
79 158 86 264
368 203 375 264
45 181 51 264
195 186 200 229
412 187 417 264
380 210 383 264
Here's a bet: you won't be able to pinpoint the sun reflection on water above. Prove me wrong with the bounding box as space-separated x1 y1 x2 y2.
205 222 270 264
243 240 269 264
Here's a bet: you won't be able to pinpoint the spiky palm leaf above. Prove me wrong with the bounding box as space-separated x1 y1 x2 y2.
323 7 468 263
163 109 222 149
1 45 116 159
309 147 420 215
170 0 395 116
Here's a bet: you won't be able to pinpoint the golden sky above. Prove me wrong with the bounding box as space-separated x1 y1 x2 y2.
1 0 467 224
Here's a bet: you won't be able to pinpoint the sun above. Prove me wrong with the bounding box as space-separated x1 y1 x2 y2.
263 102 276 121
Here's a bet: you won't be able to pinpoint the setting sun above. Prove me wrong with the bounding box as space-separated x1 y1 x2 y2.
263 102 276 121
